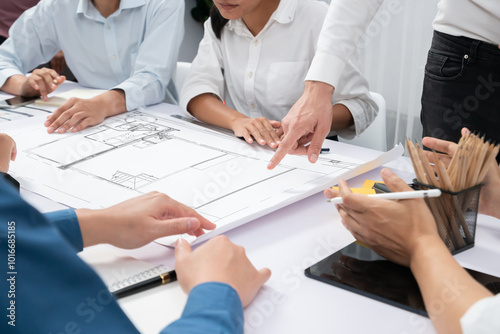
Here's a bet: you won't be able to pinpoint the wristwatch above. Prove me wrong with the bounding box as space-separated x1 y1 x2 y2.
0 172 20 192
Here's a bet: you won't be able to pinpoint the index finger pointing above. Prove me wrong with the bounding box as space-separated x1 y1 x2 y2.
267 132 301 169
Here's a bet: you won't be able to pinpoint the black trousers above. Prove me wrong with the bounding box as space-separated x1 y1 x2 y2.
421 31 500 163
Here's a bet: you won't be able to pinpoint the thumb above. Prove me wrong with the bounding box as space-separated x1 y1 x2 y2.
257 267 272 285
155 217 200 238
381 168 412 192
175 238 192 263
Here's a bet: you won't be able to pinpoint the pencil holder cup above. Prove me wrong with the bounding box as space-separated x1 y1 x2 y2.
412 180 483 255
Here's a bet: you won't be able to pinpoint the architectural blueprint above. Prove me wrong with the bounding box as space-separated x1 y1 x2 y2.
0 106 50 123
3 104 403 245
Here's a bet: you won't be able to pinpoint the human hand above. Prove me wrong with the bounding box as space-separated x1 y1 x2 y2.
20 68 65 100
77 191 216 249
175 235 271 307
44 90 126 133
268 81 333 169
324 168 439 266
232 117 283 148
422 127 500 219
50 51 67 75
0 134 17 173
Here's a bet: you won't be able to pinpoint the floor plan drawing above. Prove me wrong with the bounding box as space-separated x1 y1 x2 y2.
5 105 402 245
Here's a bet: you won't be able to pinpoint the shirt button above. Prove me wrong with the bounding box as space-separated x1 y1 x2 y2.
112 55 117 60
248 72 253 78
250 104 256 109
253 39 259 46
107 25 111 30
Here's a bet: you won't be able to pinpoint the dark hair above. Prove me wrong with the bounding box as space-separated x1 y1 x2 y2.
210 5 229 39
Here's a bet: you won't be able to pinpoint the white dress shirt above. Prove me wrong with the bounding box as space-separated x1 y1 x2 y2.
0 0 184 110
307 0 500 89
305 0 384 89
180 0 376 139
461 294 500 334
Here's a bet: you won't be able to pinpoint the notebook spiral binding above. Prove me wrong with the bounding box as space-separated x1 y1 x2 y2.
108 265 169 293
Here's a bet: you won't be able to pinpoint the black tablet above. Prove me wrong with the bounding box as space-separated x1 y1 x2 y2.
305 242 500 316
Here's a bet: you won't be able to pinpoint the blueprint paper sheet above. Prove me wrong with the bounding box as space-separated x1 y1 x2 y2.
2 105 403 245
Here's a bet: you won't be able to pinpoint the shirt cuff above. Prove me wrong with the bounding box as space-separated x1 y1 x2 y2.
305 53 347 89
164 282 244 334
113 81 143 111
43 209 83 252
0 68 24 88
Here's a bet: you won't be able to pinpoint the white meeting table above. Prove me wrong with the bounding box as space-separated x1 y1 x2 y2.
14 102 500 334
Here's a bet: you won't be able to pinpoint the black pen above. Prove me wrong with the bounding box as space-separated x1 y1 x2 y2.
112 270 177 299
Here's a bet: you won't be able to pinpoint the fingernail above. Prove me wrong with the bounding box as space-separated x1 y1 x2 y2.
44 120 51 126
187 218 196 230
47 126 54 133
310 154 318 163
175 237 182 247
51 84 57 89
34 84 39 89
381 169 394 178
58 128 66 134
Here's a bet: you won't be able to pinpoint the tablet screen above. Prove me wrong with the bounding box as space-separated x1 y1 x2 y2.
305 242 500 316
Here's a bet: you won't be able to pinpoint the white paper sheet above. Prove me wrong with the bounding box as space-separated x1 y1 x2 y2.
34 88 107 106
3 106 403 246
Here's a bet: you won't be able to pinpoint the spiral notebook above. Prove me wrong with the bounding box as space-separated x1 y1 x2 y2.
78 245 187 334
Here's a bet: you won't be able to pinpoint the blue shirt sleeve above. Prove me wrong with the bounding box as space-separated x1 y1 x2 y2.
163 282 244 334
43 209 83 252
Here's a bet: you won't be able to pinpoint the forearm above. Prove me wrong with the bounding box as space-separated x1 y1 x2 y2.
0 75 27 95
187 93 248 131
330 103 354 131
410 236 493 334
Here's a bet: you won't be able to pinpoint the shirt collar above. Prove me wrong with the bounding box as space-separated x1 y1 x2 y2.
226 0 297 35
76 0 146 18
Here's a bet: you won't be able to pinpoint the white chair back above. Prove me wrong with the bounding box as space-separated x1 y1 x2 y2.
174 62 192 94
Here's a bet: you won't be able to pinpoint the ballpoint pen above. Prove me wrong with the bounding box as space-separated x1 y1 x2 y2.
112 269 177 299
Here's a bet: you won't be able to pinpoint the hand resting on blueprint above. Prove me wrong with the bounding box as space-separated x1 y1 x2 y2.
44 89 127 134
175 235 271 307
76 191 216 249
231 117 283 148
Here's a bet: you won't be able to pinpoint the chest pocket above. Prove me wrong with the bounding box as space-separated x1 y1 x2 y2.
266 61 309 112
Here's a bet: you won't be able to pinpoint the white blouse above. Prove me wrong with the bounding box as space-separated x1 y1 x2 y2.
461 294 500 334
180 0 377 139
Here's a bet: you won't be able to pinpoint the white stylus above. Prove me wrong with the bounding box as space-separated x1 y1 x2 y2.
327 189 442 204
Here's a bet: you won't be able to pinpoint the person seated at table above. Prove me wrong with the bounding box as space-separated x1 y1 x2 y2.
0 0 183 134
324 128 500 334
180 0 376 149
0 133 270 333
